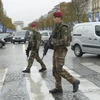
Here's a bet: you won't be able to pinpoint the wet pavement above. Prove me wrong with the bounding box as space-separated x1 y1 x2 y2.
0 43 100 100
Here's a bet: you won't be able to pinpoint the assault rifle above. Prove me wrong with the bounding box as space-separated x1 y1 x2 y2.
42 31 58 60
26 43 31 57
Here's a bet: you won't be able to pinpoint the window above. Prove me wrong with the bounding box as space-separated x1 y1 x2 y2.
49 32 52 35
95 25 100 37
42 32 48 36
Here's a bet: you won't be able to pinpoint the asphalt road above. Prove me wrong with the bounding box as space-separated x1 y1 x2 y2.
0 42 100 100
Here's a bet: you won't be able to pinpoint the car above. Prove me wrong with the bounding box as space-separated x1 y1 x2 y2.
71 22 100 57
40 30 52 45
0 33 13 43
12 30 30 44
0 39 5 48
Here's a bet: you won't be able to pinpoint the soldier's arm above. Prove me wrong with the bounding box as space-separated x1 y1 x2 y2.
35 32 41 51
60 26 69 45
31 35 35 49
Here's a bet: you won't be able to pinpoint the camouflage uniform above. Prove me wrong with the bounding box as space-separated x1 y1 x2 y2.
52 22 76 90
26 30 46 70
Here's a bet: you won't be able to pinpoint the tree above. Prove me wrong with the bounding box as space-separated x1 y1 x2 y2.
60 2 74 23
0 0 4 23
72 0 89 22
60 1 89 24
0 0 15 32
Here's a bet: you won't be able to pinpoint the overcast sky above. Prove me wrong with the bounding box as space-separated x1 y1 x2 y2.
2 0 71 27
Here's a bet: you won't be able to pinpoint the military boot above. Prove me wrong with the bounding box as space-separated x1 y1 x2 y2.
73 80 80 93
22 69 30 73
39 68 47 72
49 88 63 94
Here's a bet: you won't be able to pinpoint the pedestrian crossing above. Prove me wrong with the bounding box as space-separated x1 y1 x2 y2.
25 67 55 100
81 62 100 74
1 62 100 100
63 66 100 100
24 63 100 100
0 68 7 91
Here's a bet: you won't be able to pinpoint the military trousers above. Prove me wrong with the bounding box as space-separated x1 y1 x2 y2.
53 47 76 89
27 50 46 70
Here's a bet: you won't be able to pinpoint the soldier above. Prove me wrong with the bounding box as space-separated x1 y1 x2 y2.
22 23 47 73
49 11 80 94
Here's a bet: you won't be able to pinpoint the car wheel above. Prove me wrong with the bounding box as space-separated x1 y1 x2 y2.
0 43 3 48
18 42 20 44
41 41 44 45
13 41 15 44
24 41 26 43
74 45 83 57
97 54 100 57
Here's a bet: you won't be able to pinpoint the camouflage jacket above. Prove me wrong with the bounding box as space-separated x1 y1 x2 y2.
52 22 70 48
30 30 41 51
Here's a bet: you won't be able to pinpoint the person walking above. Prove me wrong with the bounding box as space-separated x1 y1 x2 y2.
22 23 47 73
49 11 80 94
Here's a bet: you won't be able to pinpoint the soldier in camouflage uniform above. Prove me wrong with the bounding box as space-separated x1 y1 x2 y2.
22 23 47 73
49 12 80 94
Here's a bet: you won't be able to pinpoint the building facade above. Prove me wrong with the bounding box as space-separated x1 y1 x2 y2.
88 0 92 12
92 0 100 21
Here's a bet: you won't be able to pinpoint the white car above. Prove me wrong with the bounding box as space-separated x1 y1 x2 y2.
71 22 100 57
39 30 52 45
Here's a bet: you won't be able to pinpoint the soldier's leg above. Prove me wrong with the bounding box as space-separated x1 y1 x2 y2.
27 51 35 69
35 53 46 72
53 50 62 89
22 51 35 73
56 48 80 93
49 50 63 93
56 48 76 83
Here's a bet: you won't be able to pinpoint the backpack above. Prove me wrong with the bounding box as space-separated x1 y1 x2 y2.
60 23 71 47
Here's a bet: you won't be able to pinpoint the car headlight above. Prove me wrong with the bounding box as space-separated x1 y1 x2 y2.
13 37 15 39
21 37 24 39
1 38 5 41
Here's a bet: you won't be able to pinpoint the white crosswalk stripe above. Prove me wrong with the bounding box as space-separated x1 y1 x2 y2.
63 66 100 100
25 66 55 100
0 68 7 91
81 62 100 74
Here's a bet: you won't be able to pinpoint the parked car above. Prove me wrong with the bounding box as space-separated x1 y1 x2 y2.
0 33 13 43
40 30 52 45
0 34 6 48
12 30 30 44
0 39 5 48
71 22 100 57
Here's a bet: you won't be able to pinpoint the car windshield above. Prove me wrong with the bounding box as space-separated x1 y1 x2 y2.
41 31 52 36
15 31 26 36
49 32 52 35
42 32 48 36
0 33 9 38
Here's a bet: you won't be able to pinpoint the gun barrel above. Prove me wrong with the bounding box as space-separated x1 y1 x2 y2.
41 55 44 60
26 49 29 57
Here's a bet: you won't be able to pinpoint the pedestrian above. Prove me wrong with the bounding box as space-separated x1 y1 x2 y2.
49 11 80 94
22 23 47 73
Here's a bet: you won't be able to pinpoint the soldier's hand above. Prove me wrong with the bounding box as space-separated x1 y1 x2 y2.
51 42 53 45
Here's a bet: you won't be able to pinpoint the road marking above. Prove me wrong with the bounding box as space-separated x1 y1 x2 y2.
63 66 100 100
25 66 55 100
81 62 100 74
0 68 7 91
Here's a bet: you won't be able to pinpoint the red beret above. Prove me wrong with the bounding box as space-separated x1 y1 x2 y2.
53 12 62 17
30 23 37 27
